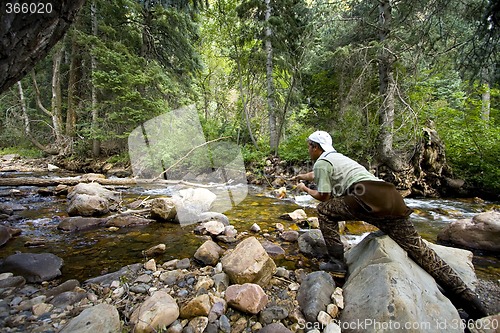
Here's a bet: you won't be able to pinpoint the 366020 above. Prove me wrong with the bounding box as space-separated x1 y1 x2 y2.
5 2 53 14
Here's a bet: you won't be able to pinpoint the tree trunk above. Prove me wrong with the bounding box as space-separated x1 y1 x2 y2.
17 81 30 136
377 0 405 171
481 82 490 122
235 45 259 149
51 45 65 147
0 0 86 94
91 0 101 157
265 0 279 155
66 33 81 138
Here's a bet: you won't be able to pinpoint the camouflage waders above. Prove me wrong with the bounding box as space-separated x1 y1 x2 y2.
317 183 488 319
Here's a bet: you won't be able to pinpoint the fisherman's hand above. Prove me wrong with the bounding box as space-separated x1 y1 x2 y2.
296 182 308 192
290 174 303 181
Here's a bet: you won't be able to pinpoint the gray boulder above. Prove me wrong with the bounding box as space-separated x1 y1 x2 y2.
438 211 500 252
0 252 63 283
67 193 109 216
298 229 328 258
57 216 107 232
84 263 142 286
150 197 177 221
59 303 121 333
297 271 336 322
173 188 217 225
0 225 12 246
340 234 470 333
67 182 119 217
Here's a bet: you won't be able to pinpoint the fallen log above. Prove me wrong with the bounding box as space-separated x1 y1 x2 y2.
0 176 228 188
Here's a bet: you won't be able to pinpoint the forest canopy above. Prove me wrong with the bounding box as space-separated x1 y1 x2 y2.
0 0 499 194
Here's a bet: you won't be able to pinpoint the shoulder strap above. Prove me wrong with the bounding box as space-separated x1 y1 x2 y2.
318 151 336 166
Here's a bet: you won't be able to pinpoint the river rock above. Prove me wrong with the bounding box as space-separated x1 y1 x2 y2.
44 279 80 297
280 209 307 221
173 188 217 225
143 244 167 257
57 216 107 232
150 197 177 221
298 229 328 258
261 241 286 259
67 193 109 216
280 230 299 242
259 322 294 333
49 290 87 308
180 293 213 318
68 182 118 201
84 263 142 286
0 225 12 246
194 240 224 266
340 234 463 333
437 211 500 252
58 303 121 333
0 275 25 289
105 215 155 227
225 283 268 314
221 236 276 286
197 212 230 226
130 291 179 333
297 271 336 322
0 202 27 216
259 305 289 324
0 252 63 283
198 220 226 236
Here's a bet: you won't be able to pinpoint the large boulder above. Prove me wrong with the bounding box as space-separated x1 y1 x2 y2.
437 211 500 252
221 236 276 286
0 252 63 283
68 182 119 201
67 182 119 217
150 197 177 221
173 188 217 225
67 193 109 217
340 234 472 333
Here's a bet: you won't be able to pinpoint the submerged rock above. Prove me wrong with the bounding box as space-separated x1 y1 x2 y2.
0 252 63 283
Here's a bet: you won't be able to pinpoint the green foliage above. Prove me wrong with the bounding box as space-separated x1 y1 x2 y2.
412 70 500 193
241 143 269 165
279 130 313 163
0 147 43 158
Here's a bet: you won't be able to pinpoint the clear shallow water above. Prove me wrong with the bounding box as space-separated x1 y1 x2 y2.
0 181 498 282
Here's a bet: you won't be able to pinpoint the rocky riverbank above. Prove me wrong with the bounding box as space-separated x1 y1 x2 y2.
1 228 499 333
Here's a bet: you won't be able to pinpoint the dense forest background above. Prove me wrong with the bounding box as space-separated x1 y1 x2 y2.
0 0 499 195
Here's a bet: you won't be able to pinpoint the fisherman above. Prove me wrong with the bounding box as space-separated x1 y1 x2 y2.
292 130 488 319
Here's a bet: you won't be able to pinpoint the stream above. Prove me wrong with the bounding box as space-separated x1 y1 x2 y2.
0 175 499 283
